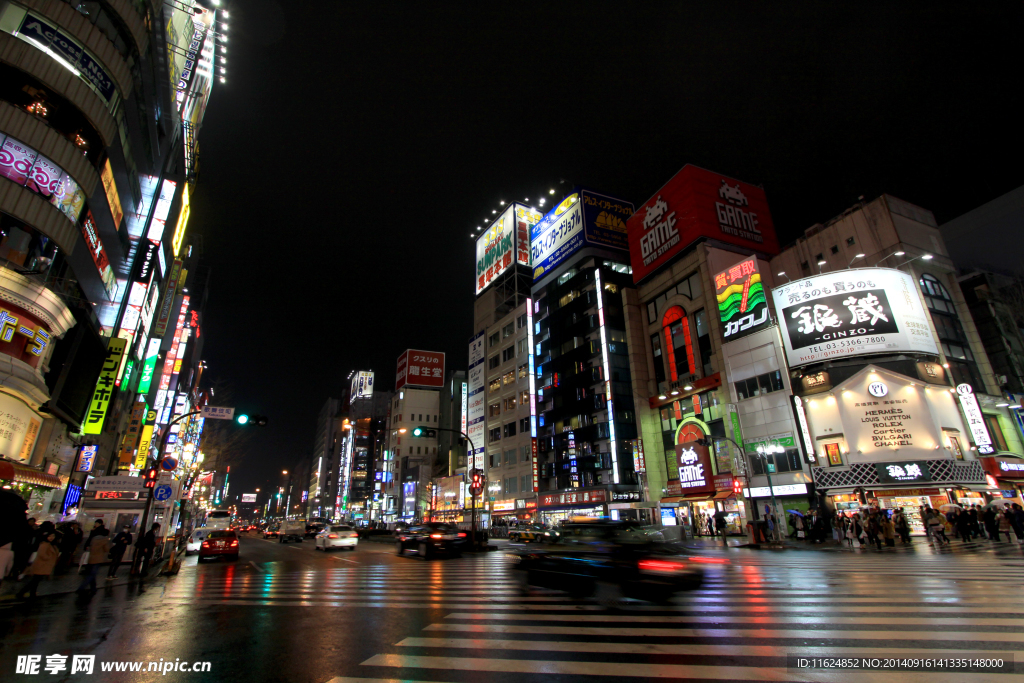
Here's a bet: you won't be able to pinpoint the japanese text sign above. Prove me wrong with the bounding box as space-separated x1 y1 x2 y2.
715 256 771 343
396 349 445 390
83 337 126 434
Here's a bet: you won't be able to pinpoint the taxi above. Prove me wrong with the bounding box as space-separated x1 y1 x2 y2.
508 524 557 543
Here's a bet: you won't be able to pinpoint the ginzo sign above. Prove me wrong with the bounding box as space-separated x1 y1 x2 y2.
674 440 716 495
627 165 780 283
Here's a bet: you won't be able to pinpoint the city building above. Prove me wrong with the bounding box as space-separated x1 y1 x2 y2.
307 397 341 519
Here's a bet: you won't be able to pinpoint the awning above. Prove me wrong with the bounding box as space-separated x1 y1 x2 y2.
822 487 860 497
680 490 734 502
957 484 1000 492
0 461 62 488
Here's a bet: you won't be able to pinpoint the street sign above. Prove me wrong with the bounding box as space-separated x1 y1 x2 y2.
154 484 173 501
160 457 178 471
200 405 235 420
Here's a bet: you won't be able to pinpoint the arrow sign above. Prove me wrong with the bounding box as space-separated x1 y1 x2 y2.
154 484 173 502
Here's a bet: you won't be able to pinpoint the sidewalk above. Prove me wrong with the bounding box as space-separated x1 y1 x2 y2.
0 560 169 602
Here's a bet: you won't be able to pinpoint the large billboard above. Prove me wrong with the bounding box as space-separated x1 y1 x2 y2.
715 256 771 343
474 203 542 295
395 350 445 390
350 371 374 400
627 165 780 283
530 189 634 280
466 332 486 470
772 268 938 368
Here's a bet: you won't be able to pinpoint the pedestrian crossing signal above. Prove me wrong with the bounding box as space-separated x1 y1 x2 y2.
144 468 158 488
469 470 484 496
732 478 743 495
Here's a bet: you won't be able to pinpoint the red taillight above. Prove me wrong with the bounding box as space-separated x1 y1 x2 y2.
430 533 442 539
688 556 730 564
347 533 358 538
201 541 210 548
639 559 688 572
229 539 238 547
457 532 466 538
328 534 338 539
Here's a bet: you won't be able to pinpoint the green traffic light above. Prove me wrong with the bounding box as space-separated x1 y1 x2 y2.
412 426 424 436
236 414 249 425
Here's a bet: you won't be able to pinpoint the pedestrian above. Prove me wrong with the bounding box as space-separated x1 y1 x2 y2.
137 523 160 576
969 507 983 539
16 530 59 600
76 528 110 593
83 519 107 550
893 509 911 544
998 505 1014 541
107 525 133 579
881 514 896 547
926 508 949 545
12 517 38 579
794 514 806 541
56 522 83 572
1012 504 1024 543
867 513 883 550
955 508 972 541
983 506 1000 542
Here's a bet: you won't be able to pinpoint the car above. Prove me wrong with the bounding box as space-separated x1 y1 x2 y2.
198 530 239 562
263 524 280 539
395 523 467 559
185 529 210 555
508 524 558 543
305 522 326 538
315 525 358 551
508 519 710 603
278 519 306 543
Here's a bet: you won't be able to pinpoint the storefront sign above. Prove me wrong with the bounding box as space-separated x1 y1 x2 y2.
17 13 117 102
980 457 1024 479
792 396 816 463
956 384 994 455
875 461 931 484
916 361 946 385
743 482 809 498
75 445 98 472
492 501 515 512
0 392 43 462
86 475 148 492
870 488 941 497
632 438 646 473
714 256 770 342
772 268 937 368
539 488 607 508
801 371 831 393
675 441 716 494
530 190 634 280
117 402 148 469
83 337 127 434
80 212 117 300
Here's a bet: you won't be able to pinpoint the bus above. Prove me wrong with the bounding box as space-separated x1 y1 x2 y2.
205 510 232 530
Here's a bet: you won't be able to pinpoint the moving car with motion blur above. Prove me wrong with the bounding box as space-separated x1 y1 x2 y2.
198 530 239 562
185 529 209 555
395 522 467 559
508 524 559 543
508 518 714 603
305 522 326 538
315 525 358 551
263 523 280 539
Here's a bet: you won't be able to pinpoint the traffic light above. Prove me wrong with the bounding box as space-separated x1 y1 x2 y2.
732 478 743 495
469 469 484 496
236 414 268 426
411 425 437 438
144 468 158 488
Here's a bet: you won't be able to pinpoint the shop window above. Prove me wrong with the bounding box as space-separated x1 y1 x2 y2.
661 306 695 382
984 415 1008 451
734 371 784 400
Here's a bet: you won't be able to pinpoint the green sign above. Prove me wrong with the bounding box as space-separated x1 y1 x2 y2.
767 463 777 473
743 433 796 454
137 347 159 394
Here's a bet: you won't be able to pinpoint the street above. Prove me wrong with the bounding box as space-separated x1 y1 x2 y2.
2 536 1023 682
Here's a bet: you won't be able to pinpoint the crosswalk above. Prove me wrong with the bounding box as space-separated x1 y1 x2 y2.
171 547 1024 681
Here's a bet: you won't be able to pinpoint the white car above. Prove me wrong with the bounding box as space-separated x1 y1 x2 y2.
186 529 209 555
315 525 358 551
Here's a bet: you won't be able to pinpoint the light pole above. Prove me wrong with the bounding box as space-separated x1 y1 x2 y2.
282 470 292 518
755 444 785 542
872 250 905 267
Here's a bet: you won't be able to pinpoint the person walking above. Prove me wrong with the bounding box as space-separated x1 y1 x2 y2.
137 523 160 577
969 506 983 539
76 528 110 593
107 525 133 579
57 522 83 573
1011 504 1024 544
867 513 883 550
893 509 911 544
12 518 38 579
998 505 1014 542
955 508 972 541
926 508 949 545
16 530 59 600
881 515 896 547
983 506 1000 542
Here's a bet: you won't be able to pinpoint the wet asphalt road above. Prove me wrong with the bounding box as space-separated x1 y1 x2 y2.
1 533 1023 682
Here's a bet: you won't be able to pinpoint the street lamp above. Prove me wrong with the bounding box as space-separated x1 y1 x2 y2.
873 250 905 267
895 253 933 269
755 444 785 542
848 253 866 267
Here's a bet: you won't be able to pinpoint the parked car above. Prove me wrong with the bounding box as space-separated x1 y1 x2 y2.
395 522 467 559
315 525 358 551
185 529 209 555
198 530 239 562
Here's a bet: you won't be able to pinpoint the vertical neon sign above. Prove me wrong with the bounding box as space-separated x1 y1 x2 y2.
593 270 619 484
527 298 538 491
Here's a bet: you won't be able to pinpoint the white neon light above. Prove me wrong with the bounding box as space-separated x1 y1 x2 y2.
593 271 619 483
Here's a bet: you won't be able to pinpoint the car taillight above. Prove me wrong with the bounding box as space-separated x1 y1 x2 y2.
688 556 730 564
430 533 442 539
638 559 688 572
347 532 358 538
230 540 238 547
201 541 210 548
457 532 466 538
328 534 338 539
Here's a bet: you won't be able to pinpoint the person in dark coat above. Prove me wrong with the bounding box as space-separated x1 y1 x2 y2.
83 520 107 549
57 522 83 572
955 508 972 541
983 507 1000 542
1012 504 1024 543
107 525 133 579
12 518 38 579
137 523 160 577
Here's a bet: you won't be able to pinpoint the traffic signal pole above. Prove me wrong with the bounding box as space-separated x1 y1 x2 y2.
411 425 479 549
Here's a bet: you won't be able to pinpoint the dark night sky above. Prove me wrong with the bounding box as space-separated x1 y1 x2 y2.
187 1 1024 497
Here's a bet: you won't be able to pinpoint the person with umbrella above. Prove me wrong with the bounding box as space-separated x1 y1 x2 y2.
788 510 806 542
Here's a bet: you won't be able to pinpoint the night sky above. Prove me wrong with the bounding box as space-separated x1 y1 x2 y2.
187 1 1024 498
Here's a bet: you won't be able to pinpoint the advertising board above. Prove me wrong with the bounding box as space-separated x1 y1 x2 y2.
627 165 780 283
241 493 258 503
674 440 716 495
714 255 770 343
475 204 542 295
350 371 374 400
395 350 445 390
530 189 634 280
467 332 486 470
955 383 994 455
772 268 938 368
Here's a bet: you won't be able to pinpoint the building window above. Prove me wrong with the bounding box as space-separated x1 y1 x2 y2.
800 261 810 276
502 346 515 363
985 415 1008 451
503 322 515 338
488 427 501 443
650 333 666 385
919 274 983 389
519 417 530 433
520 390 529 405
846 236 856 246
488 378 501 393
521 475 530 492
518 363 528 379
503 370 515 385
489 402 500 417
505 449 516 465
694 308 713 376
830 245 839 254
503 396 517 411
749 448 803 474
517 313 528 329
490 451 501 467
503 422 517 438
488 355 500 370
489 331 500 347
517 338 528 355
660 306 695 382
505 477 518 495
647 300 657 324
734 371 785 400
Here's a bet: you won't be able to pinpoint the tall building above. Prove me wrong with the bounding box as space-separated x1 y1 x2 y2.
0 1 225 524
307 398 341 519
438 370 467 477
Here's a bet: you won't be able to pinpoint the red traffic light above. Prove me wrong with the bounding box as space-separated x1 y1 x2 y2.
144 468 158 488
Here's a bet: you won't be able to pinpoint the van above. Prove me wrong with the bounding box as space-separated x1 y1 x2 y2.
205 510 232 530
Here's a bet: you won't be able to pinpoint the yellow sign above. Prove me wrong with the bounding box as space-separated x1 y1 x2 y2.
101 159 123 230
83 337 127 435
172 186 190 257
18 418 41 461
118 402 148 469
135 410 157 469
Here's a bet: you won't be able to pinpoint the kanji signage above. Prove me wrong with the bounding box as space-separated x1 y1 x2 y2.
875 461 931 484
75 445 98 472
539 488 608 508
200 406 235 420
772 268 937 368
714 256 770 343
135 411 156 469
117 402 148 469
475 204 542 295
955 383 994 455
395 349 445 390
628 165 780 283
530 189 634 280
632 438 646 473
83 337 127 434
80 211 117 300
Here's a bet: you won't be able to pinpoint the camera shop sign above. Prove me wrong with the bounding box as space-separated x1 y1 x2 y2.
772 268 937 368
674 441 716 495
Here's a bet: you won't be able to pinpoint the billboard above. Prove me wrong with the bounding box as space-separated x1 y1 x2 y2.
627 165 780 283
395 350 445 390
530 189 634 280
674 440 716 495
467 332 486 470
772 268 938 368
241 493 258 504
714 256 771 343
350 371 374 400
475 203 542 295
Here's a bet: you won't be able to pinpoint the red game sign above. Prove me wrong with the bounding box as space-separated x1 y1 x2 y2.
627 165 779 283
396 349 445 390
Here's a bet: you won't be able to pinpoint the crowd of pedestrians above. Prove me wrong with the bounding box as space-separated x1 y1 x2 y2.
831 502 1024 549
